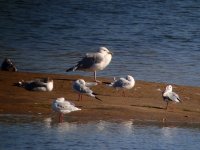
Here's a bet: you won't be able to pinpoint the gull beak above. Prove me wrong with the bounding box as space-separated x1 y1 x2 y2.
109 51 113 55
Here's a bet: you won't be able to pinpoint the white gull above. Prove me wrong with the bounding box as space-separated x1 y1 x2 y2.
52 97 81 123
17 77 53 91
107 75 135 96
66 47 113 82
162 85 181 110
73 79 101 101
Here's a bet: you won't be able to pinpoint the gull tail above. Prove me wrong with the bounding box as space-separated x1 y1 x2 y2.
102 81 111 84
66 65 78 72
178 97 182 103
14 80 25 87
95 96 102 101
102 77 115 87
93 92 102 101
102 81 114 87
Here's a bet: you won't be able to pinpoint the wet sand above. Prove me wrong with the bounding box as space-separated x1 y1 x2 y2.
0 71 200 125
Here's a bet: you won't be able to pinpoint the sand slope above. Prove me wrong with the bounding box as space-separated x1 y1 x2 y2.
0 71 200 125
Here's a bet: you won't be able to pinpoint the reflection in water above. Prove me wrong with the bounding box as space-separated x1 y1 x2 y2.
56 122 78 133
96 120 107 131
118 120 135 136
161 127 174 139
43 117 52 128
43 117 78 132
1 115 200 150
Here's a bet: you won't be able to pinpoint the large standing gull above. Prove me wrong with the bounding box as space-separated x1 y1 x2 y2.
52 97 81 123
17 78 53 92
66 47 113 82
162 85 181 110
73 79 101 101
107 75 135 97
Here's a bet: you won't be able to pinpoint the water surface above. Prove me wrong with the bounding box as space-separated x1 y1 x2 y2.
0 0 200 86
0 116 200 150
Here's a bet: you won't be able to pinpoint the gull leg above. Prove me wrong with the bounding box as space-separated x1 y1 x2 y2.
165 101 169 110
59 113 63 123
61 113 64 123
81 94 83 101
122 90 125 97
163 102 168 123
94 71 96 81
78 94 81 101
94 71 101 83
78 94 83 101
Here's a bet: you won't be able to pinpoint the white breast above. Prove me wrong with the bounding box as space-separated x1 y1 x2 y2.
47 81 53 91
96 54 112 71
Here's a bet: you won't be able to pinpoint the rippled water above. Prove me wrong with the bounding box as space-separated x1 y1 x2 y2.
0 116 200 150
0 0 200 86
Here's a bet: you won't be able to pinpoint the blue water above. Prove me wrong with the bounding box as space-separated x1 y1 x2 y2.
0 2 200 148
0 116 200 150
0 0 200 86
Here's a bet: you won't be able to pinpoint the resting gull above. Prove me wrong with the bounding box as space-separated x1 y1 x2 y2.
17 77 53 91
66 47 113 82
73 79 101 101
1 58 17 72
52 97 81 123
162 85 181 110
106 75 135 97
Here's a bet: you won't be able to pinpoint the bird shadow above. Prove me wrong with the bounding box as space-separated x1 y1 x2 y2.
53 78 76 82
131 104 164 110
13 83 21 87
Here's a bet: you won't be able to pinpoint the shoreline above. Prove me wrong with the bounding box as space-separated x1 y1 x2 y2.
0 71 200 125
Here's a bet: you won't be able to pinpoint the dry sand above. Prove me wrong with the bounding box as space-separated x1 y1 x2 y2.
0 71 200 125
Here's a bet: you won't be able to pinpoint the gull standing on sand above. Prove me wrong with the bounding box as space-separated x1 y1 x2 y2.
73 79 101 101
52 97 81 123
66 47 113 82
17 78 53 91
107 75 135 97
162 85 181 110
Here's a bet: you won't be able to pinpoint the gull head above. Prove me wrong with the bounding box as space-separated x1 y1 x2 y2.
126 75 134 81
99 47 113 55
165 85 173 92
78 79 86 85
56 97 65 103
44 77 53 83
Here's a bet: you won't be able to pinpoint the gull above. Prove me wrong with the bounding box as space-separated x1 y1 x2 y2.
66 47 113 82
107 75 135 97
17 77 53 91
73 79 101 101
162 85 181 110
1 58 17 72
162 85 181 123
52 97 81 123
